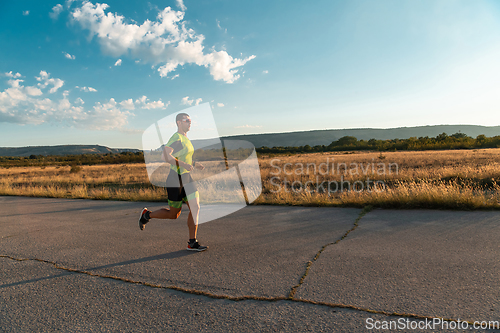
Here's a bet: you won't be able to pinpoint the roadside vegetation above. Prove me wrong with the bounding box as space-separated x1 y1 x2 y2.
257 132 500 155
2 132 499 169
0 147 499 210
0 151 144 168
255 149 500 210
1 133 499 209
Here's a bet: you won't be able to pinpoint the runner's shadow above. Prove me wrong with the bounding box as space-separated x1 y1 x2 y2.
0 272 72 289
1 251 195 289
85 250 195 271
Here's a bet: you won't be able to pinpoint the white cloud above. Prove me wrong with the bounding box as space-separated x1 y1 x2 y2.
134 95 168 109
181 96 202 106
216 19 227 33
64 52 76 60
119 96 170 110
114 59 122 66
23 11 30 16
263 70 269 74
25 86 43 96
119 98 135 110
5 71 22 79
50 4 64 20
0 71 132 130
216 103 224 107
8 79 23 89
144 99 168 109
176 0 187 11
203 52 256 83
36 71 64 93
2 79 27 103
79 98 130 130
135 96 148 105
70 1 255 83
171 74 179 80
76 86 97 92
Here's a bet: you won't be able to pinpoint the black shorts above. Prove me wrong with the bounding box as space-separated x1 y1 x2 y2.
166 168 198 208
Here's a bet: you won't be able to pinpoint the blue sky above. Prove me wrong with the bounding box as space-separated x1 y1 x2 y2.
1 0 500 148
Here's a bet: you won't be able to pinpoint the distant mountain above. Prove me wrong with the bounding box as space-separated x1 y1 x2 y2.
223 125 500 148
0 145 139 157
1 125 499 156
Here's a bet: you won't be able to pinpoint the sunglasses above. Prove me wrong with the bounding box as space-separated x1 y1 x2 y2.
180 119 191 123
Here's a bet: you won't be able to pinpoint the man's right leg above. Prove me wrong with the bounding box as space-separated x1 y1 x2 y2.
141 184 184 228
149 207 181 219
139 200 182 230
153 185 184 219
140 173 185 230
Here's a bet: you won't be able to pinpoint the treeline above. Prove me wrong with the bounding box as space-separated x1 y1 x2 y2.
0 151 144 168
0 147 255 168
256 133 500 154
193 147 254 161
2 132 499 167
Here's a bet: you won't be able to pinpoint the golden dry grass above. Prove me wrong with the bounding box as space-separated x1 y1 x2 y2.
255 149 500 209
1 148 499 209
0 164 164 201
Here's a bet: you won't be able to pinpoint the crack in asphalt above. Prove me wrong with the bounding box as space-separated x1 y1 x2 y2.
2 237 482 327
288 205 373 299
1 205 494 328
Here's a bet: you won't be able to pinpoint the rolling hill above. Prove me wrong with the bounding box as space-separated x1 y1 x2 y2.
0 145 139 157
1 125 499 156
223 125 500 148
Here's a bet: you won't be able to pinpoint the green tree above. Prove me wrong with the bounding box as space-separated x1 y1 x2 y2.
451 132 468 139
436 133 448 141
336 136 358 146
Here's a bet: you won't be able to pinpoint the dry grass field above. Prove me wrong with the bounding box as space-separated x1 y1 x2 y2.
256 149 500 209
1 148 499 209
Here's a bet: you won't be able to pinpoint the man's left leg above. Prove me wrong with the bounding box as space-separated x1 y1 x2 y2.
185 193 207 251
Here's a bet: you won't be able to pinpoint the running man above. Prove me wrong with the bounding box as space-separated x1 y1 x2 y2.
138 113 207 252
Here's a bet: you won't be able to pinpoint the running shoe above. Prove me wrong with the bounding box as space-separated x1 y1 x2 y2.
138 208 150 230
187 240 208 252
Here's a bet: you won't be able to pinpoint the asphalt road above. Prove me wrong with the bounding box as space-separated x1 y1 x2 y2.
1 196 500 332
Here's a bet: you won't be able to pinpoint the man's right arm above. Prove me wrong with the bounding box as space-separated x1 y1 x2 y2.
162 145 193 171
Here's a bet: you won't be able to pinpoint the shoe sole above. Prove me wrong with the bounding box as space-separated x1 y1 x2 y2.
186 247 208 252
138 208 148 230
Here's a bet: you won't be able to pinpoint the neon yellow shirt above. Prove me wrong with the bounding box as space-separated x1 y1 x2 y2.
165 132 194 174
